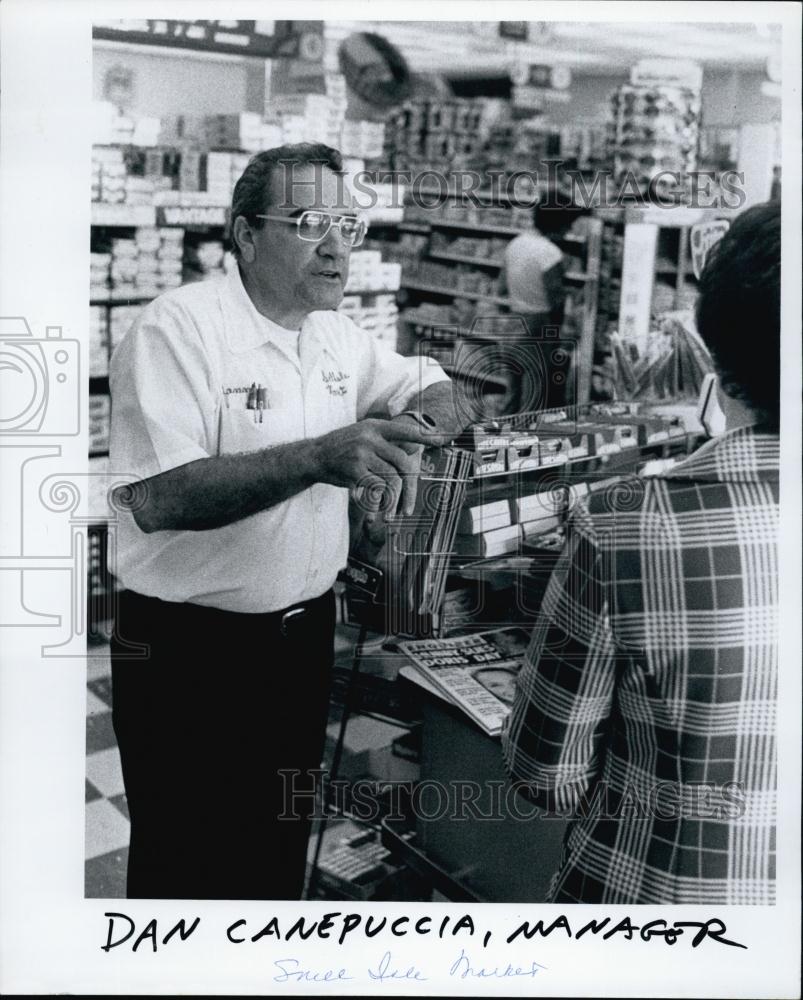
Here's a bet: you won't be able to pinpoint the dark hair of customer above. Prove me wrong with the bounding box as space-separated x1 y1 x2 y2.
695 200 781 430
532 200 584 237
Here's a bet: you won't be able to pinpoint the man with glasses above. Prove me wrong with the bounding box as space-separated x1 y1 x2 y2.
108 143 457 900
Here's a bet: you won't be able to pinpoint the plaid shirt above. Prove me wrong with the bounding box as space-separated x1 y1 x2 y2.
502 425 779 904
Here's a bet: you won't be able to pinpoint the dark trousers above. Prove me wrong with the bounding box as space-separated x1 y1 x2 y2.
110 587 335 900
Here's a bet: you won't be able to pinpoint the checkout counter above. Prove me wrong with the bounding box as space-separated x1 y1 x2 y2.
375 654 567 902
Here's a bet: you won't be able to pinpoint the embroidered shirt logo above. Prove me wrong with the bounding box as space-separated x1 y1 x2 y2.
322 369 350 397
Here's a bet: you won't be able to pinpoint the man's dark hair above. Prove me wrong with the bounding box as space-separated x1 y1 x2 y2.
229 142 344 257
532 200 584 237
695 200 781 427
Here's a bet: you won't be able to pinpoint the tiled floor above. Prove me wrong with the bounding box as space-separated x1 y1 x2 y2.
85 643 130 897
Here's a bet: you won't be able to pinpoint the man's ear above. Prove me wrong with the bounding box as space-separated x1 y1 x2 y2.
232 216 256 263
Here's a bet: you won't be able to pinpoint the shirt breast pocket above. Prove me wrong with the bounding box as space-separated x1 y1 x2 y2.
216 406 298 456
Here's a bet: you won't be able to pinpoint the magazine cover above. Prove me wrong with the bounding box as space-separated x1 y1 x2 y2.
396 626 532 735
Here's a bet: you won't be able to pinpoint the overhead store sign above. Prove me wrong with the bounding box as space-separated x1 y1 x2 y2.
511 63 571 110
157 206 228 227
92 20 323 60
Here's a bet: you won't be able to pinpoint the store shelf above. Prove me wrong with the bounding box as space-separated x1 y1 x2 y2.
90 293 157 305
89 450 110 459
401 281 511 307
428 252 504 268
398 222 432 234
343 287 401 297
564 270 589 283
466 433 697 491
91 204 157 227
431 220 529 237
408 184 541 207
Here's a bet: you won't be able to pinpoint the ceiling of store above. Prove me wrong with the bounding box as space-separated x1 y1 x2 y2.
325 20 782 77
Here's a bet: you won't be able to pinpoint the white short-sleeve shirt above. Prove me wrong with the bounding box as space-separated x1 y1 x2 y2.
109 265 449 612
504 231 564 314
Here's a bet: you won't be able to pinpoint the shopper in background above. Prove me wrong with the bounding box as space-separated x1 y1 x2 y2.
502 200 582 410
502 201 780 904
109 143 458 900
503 200 570 332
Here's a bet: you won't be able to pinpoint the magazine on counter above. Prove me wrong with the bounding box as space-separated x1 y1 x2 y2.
396 626 532 736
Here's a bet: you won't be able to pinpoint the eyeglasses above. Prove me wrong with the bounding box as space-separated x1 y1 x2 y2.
254 210 367 247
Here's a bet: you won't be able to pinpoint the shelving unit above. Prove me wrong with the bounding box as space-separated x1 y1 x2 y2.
428 251 505 268
392 182 603 413
401 281 512 307
89 161 233 637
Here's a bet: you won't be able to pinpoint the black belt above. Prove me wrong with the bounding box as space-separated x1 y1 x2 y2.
120 587 333 638
266 591 333 636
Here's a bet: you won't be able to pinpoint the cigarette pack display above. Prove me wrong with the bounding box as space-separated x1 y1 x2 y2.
536 435 570 466
536 422 592 459
471 446 507 478
507 434 541 472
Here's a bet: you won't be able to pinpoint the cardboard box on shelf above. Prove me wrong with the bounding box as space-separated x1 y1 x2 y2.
457 499 512 535
454 523 522 558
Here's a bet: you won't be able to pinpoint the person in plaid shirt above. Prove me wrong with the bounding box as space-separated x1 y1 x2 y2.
502 201 780 904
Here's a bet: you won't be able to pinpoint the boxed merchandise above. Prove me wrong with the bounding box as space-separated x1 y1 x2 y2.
470 445 508 478
521 517 562 541
567 482 591 508
464 425 512 477
89 395 111 454
515 490 563 525
536 436 570 466
457 499 512 535
454 523 522 558
507 434 541 472
537 429 591 461
89 306 109 378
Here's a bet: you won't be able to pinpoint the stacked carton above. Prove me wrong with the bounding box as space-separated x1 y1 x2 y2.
90 252 112 298
89 395 110 455
107 228 185 298
89 307 110 378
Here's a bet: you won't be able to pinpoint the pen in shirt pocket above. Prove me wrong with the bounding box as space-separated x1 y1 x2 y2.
256 384 268 423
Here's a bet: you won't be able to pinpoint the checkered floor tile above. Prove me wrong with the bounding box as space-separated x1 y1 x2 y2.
85 642 129 897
